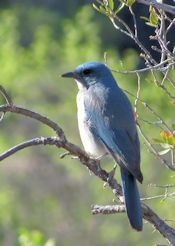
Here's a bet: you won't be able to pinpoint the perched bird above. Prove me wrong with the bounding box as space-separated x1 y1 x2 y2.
61 62 143 231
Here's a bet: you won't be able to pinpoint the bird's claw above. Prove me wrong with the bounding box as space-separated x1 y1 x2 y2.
107 164 117 183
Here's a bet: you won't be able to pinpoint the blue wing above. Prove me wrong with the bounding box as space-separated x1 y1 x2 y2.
86 84 143 183
84 82 143 230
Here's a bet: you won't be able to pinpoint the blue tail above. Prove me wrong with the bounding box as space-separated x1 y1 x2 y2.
120 168 143 231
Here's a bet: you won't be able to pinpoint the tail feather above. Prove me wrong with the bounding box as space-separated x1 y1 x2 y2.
120 168 143 231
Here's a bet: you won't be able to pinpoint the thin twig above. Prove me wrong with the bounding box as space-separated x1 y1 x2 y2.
124 89 172 132
0 112 5 122
129 6 138 38
159 10 167 63
0 85 13 106
151 70 175 99
111 14 156 65
166 17 175 33
92 203 175 245
111 58 175 74
0 104 65 139
134 73 141 114
0 137 62 161
149 184 175 189
141 192 175 201
137 124 175 171
136 0 175 15
109 17 131 38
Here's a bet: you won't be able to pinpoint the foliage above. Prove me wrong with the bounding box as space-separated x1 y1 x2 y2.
18 228 55 246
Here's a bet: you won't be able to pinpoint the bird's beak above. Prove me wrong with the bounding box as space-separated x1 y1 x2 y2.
61 71 76 78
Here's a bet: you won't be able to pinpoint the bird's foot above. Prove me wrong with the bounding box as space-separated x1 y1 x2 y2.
107 164 117 183
94 152 107 161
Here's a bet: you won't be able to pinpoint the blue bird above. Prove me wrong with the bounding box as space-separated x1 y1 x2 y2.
61 61 143 231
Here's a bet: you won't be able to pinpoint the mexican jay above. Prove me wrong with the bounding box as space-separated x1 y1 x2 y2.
61 61 143 231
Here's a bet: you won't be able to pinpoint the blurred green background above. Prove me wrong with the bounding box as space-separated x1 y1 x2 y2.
0 1 174 245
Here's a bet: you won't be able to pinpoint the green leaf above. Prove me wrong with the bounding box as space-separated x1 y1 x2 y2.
172 124 175 130
158 148 170 155
99 6 107 15
126 0 135 6
140 6 159 27
92 4 107 15
140 16 149 22
149 6 159 26
108 0 114 10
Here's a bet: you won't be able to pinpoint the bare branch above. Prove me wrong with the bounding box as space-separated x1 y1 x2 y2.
150 184 175 189
92 203 175 245
0 103 123 196
0 85 13 106
141 192 175 201
143 204 175 245
0 112 5 122
129 6 138 38
136 0 175 15
134 73 141 115
151 70 175 99
137 124 175 171
0 137 62 161
0 104 65 139
124 89 172 132
159 10 167 63
0 97 175 243
110 13 156 65
92 204 126 215
166 17 175 33
111 58 175 74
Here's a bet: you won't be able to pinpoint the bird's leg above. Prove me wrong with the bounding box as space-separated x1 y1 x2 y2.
107 162 117 182
94 152 108 160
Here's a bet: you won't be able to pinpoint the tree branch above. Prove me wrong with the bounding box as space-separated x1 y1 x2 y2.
92 203 175 245
136 0 175 16
0 88 175 244
0 104 65 139
0 137 61 161
0 85 13 105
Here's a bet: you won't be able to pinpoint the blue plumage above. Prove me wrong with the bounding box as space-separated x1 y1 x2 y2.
62 61 143 231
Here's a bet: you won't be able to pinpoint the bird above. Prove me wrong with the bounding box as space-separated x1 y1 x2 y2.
61 61 143 231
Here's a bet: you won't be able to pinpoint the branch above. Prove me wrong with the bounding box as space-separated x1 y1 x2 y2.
0 137 62 161
0 85 13 105
0 103 123 197
0 87 175 244
136 0 175 16
141 192 175 201
123 89 172 132
111 58 175 74
92 204 175 245
0 104 65 138
92 204 126 215
110 13 156 65
137 124 175 171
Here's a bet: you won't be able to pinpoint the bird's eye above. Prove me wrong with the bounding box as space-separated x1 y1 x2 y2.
82 69 92 75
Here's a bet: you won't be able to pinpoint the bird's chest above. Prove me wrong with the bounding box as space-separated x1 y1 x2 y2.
76 92 106 157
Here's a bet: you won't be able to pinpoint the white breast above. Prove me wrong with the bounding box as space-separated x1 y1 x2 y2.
76 91 106 158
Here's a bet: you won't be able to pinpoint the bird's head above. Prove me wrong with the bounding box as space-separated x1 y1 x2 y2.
61 61 116 90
